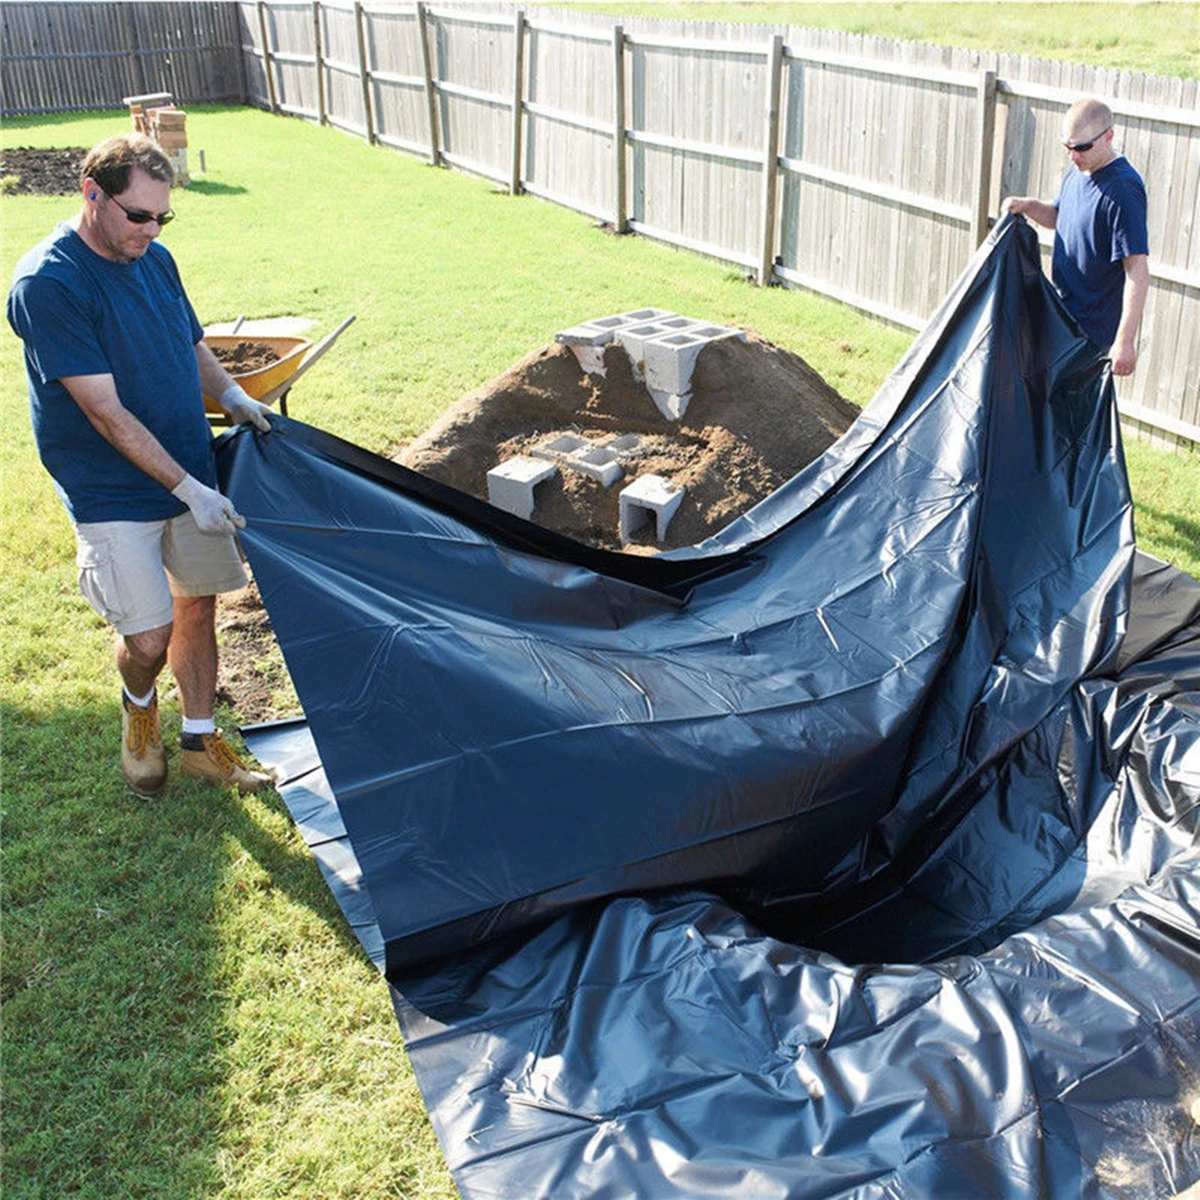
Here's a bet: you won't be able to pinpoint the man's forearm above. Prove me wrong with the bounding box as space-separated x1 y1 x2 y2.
61 374 188 491
1004 197 1058 230
1110 254 1150 377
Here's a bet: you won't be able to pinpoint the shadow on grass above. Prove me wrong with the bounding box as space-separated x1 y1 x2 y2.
184 179 247 196
1 695 369 1199
1135 500 1200 572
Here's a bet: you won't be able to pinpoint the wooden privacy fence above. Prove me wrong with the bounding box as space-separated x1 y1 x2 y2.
240 1 1200 449
0 1 245 110
3 2 1197 446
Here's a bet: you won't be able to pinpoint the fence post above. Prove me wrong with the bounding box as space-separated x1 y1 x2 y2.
510 10 525 194
354 1 375 144
971 69 998 246
757 34 784 286
236 0 251 105
118 5 147 96
612 24 627 233
313 0 326 126
257 1 278 113
417 1 440 166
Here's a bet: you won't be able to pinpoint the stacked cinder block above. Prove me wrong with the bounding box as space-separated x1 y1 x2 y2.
556 310 744 419
554 309 677 375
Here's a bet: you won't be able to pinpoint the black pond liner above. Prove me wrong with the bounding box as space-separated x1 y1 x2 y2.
222 216 1200 1198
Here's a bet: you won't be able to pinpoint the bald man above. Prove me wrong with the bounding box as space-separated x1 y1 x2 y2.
1006 97 1149 376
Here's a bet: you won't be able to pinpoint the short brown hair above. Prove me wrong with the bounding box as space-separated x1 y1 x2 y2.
81 133 173 195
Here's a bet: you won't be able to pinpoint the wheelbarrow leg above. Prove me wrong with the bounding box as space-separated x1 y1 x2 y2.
279 388 289 417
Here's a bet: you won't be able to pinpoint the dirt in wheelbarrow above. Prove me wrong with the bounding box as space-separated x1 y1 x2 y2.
207 340 287 373
217 330 862 727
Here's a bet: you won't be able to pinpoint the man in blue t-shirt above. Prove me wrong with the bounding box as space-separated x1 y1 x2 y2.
7 133 276 797
1005 97 1150 377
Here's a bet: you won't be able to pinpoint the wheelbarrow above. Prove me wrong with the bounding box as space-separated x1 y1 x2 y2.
202 315 355 423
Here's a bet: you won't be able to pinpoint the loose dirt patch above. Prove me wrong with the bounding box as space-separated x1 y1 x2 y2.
0 147 87 195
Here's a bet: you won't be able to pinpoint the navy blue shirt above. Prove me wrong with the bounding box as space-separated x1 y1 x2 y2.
7 223 213 523
1052 156 1148 349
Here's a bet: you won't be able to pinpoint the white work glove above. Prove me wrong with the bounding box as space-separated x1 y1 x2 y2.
172 473 246 536
220 383 272 433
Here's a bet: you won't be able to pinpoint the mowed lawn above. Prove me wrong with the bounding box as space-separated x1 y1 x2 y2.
3 98 1197 1200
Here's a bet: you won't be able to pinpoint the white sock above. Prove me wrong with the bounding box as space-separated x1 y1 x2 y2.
124 686 156 708
182 717 216 736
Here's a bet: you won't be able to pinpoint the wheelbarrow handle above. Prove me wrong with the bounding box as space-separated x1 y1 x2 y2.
257 314 357 409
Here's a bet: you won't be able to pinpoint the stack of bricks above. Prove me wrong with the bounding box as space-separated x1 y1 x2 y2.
147 106 189 186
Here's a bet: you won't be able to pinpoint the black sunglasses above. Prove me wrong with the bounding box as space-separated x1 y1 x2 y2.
1063 127 1111 153
102 187 175 226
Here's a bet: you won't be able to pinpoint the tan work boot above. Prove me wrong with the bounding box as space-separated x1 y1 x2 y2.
179 731 272 793
122 691 167 797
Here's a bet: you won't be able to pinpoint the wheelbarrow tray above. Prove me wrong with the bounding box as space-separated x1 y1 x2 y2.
202 335 312 414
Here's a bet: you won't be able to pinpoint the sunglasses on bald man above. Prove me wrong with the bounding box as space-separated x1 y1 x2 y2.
1063 127 1111 153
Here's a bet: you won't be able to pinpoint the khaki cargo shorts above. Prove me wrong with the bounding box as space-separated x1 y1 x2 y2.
74 511 248 636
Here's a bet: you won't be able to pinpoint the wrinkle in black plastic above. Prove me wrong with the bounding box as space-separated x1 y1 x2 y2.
229 214 1200 1197
222 217 1134 975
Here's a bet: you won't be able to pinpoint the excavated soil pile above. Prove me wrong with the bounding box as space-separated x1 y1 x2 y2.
397 333 861 553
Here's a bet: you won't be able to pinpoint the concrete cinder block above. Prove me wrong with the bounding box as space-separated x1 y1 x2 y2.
571 447 623 487
614 323 673 380
642 324 745 419
533 434 587 458
606 434 643 457
643 332 706 396
557 311 676 376
644 326 744 395
555 311 743 416
619 474 685 543
646 387 689 421
555 324 614 347
610 308 676 325
556 309 676 343
487 456 558 520
532 435 624 487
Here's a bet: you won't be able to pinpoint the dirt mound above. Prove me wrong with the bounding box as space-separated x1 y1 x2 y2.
1 147 87 195
396 333 860 553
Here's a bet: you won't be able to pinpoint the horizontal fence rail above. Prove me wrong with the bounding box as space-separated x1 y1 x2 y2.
3 1 1196 447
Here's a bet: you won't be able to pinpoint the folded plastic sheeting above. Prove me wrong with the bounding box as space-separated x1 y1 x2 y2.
221 215 1200 1197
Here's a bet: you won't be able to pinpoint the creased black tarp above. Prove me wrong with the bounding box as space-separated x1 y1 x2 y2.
221 214 1200 1197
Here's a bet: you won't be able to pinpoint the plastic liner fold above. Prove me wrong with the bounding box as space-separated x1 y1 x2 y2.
224 214 1200 1197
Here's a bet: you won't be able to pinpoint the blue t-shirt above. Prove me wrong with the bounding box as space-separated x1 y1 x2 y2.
6 222 213 523
1051 155 1148 349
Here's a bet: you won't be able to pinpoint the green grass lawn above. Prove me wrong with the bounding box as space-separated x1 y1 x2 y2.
3 99 1197 1199
542 2 1200 79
